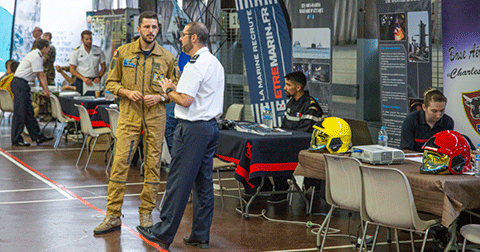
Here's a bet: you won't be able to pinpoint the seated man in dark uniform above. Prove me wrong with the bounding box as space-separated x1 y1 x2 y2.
400 89 454 152
267 71 324 203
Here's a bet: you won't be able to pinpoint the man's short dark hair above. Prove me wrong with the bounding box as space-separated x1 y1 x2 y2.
186 22 209 45
139 11 158 26
284 71 307 87
10 61 20 73
43 32 52 40
33 39 50 50
81 30 92 39
34 27 43 34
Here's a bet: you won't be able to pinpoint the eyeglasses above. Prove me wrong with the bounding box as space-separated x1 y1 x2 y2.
180 31 193 37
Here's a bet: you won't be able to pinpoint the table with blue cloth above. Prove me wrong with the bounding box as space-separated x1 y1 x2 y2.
215 129 312 218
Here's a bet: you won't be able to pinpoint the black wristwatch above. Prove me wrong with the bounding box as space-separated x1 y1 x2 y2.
165 87 175 95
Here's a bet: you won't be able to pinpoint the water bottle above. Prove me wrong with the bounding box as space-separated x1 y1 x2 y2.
475 144 480 177
378 126 388 147
262 107 273 128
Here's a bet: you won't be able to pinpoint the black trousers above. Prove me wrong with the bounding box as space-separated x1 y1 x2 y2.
11 77 44 144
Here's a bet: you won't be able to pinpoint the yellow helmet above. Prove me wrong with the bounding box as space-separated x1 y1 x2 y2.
309 117 352 153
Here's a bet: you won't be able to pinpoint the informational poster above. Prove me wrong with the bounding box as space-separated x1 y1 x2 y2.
287 0 333 115
0 1 15 73
235 0 292 126
442 0 480 144
376 0 431 148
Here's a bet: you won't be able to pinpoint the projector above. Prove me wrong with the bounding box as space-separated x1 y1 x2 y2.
351 145 405 165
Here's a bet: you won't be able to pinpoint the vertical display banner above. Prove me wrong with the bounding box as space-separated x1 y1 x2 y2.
376 0 431 148
288 0 333 115
0 1 15 73
235 0 292 126
442 0 480 144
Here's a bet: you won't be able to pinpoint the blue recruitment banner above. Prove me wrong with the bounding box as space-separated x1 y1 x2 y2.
442 0 480 144
235 0 292 126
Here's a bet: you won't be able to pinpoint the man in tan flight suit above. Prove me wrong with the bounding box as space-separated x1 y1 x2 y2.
94 10 179 235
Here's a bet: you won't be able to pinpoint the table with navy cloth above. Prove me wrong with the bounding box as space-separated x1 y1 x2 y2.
215 129 312 218
57 96 114 128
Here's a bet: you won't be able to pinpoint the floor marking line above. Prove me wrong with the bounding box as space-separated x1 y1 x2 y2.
0 148 74 199
0 182 146 193
0 147 166 252
0 176 236 194
0 198 73 205
7 147 82 153
0 192 167 205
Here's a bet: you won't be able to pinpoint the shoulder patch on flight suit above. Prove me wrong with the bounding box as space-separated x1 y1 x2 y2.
113 50 118 58
123 58 137 68
110 58 116 70
189 54 200 63
153 63 161 69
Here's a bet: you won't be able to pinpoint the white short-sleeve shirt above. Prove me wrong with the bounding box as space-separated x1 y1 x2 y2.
175 47 225 121
69 44 106 78
14 49 44 83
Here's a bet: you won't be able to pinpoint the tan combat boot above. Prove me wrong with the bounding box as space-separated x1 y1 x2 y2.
94 215 121 235
139 213 153 228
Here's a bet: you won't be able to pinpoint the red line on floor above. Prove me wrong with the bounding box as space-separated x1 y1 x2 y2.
0 148 166 251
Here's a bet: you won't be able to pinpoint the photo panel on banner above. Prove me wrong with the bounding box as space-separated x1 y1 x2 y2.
376 0 431 148
287 0 333 116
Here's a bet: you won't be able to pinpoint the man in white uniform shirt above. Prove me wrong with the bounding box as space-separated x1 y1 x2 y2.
69 30 106 95
11 39 53 146
136 22 224 250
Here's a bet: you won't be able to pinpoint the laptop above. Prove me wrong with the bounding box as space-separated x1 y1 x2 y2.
343 118 374 146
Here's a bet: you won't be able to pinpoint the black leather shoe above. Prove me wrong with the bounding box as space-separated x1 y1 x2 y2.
12 141 31 147
36 136 54 144
183 236 210 249
136 226 169 250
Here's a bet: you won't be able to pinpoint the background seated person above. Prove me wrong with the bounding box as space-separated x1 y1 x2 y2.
401 89 453 152
250 71 324 203
0 60 20 100
55 65 76 91
1 59 15 80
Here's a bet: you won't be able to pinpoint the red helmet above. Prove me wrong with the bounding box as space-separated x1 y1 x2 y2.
420 130 471 175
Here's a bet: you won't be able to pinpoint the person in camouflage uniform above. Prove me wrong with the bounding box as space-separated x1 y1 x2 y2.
41 32 56 85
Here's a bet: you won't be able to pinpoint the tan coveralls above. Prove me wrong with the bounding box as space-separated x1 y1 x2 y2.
105 39 179 216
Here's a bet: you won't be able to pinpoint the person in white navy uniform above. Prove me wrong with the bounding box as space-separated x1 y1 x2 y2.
136 21 224 250
69 30 106 95
11 39 54 146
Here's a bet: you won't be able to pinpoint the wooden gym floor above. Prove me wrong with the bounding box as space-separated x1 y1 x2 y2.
0 115 443 251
